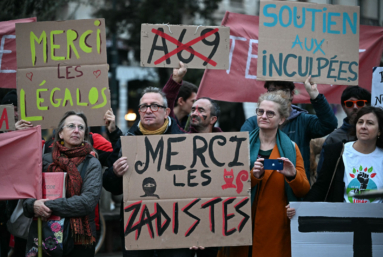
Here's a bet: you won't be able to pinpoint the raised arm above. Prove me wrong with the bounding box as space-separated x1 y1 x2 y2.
304 76 337 138
163 61 187 118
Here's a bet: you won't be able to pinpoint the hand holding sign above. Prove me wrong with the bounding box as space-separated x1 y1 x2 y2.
33 199 52 218
104 108 116 133
113 157 129 177
286 204 296 220
15 120 33 130
190 246 205 250
172 61 187 83
304 76 320 100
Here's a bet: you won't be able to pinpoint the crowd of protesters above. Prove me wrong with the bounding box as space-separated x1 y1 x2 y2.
1 61 382 257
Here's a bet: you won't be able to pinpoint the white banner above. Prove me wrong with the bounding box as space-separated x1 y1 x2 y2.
290 202 383 257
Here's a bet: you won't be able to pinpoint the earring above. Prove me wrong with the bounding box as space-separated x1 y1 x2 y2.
60 140 64 145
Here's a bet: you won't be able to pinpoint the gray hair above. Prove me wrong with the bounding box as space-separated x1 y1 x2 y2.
258 91 291 119
140 87 168 107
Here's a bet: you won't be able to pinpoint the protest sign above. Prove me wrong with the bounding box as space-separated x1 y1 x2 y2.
197 12 383 104
141 24 230 69
15 19 110 129
290 202 383 257
257 1 359 85
0 126 42 200
0 104 15 131
371 67 383 108
0 18 36 89
121 132 252 250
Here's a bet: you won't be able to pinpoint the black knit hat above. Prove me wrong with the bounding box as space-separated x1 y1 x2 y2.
1 90 17 106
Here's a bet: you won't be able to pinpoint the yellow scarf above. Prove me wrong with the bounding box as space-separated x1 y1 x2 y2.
139 118 169 135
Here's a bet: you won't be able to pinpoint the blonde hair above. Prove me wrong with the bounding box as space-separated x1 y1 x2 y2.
258 91 291 119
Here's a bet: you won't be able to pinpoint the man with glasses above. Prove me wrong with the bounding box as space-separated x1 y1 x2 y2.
241 77 338 183
103 87 186 257
163 62 222 134
316 86 371 175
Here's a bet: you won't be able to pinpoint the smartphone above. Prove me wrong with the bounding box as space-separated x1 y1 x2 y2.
263 159 284 170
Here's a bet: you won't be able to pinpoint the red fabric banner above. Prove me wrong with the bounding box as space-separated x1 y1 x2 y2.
197 12 383 104
0 17 36 89
0 126 42 200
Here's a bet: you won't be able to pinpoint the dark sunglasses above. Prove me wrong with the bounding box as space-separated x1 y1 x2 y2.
256 108 276 118
344 100 367 108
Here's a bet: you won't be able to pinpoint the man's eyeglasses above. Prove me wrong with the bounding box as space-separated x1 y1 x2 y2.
343 100 367 108
139 104 166 113
268 88 290 94
256 108 276 118
64 124 85 131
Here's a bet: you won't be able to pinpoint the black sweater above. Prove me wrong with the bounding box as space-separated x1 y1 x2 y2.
304 141 345 202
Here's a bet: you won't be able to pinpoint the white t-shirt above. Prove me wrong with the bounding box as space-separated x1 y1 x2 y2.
342 142 383 203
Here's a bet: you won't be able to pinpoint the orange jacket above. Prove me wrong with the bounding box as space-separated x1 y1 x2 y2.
219 143 310 257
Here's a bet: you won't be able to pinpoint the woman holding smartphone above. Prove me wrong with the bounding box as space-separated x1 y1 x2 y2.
222 90 310 257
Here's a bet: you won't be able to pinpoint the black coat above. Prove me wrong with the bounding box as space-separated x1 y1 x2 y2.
304 141 345 202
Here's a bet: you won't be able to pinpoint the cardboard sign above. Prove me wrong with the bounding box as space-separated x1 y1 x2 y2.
15 19 110 129
121 132 252 250
140 24 230 69
197 12 383 104
257 2 360 85
371 67 383 108
0 18 36 89
290 202 383 257
0 105 15 131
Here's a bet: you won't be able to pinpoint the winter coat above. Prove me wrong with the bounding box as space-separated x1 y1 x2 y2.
23 153 102 238
305 142 346 202
219 144 310 257
316 118 356 175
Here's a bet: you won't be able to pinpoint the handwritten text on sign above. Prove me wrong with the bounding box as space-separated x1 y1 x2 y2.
15 19 110 129
0 18 36 89
257 2 360 85
371 67 383 108
121 132 252 250
140 24 230 69
0 105 15 131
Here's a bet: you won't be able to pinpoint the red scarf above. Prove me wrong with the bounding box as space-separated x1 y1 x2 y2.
47 141 93 244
